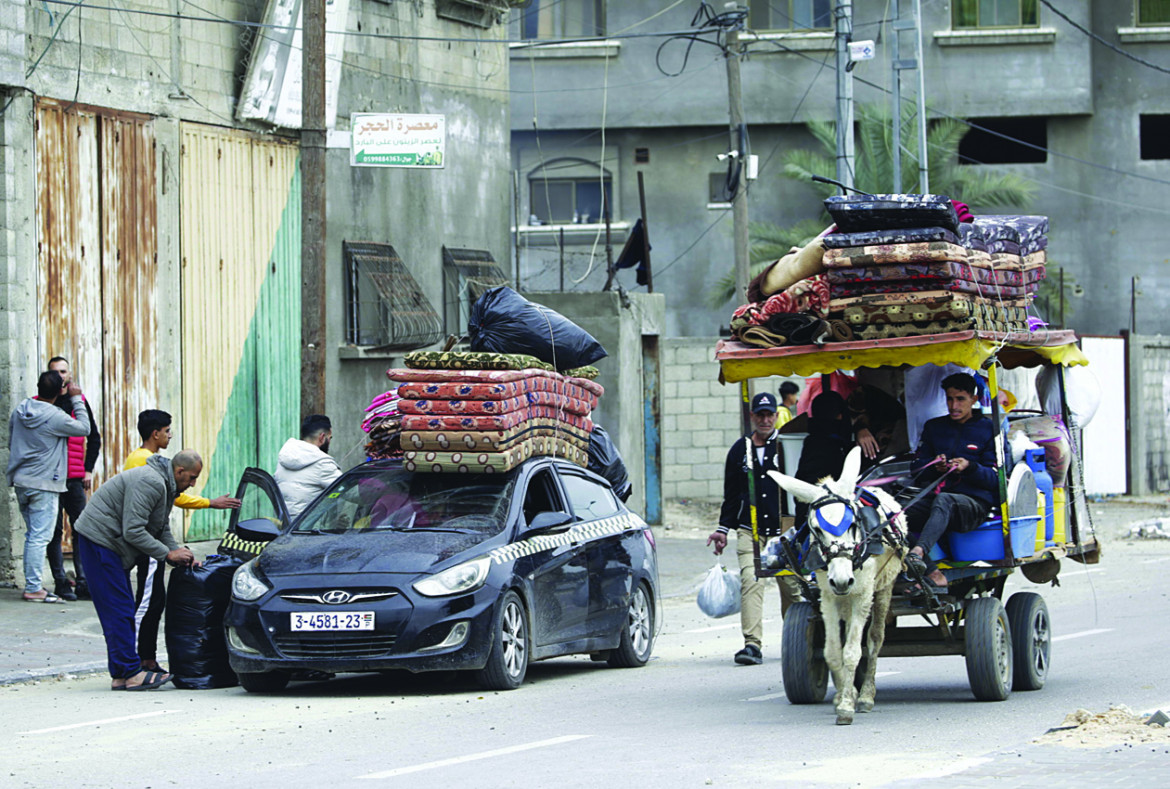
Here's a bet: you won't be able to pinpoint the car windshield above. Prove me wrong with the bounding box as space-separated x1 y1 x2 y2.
292 467 517 536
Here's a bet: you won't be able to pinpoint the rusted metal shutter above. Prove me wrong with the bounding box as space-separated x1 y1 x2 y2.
180 123 301 540
35 103 104 470
100 114 159 472
35 101 159 478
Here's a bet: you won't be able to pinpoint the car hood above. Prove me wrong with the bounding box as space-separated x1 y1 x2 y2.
258 530 495 577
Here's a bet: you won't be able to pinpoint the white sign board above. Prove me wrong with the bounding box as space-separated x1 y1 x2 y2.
236 0 350 129
351 114 446 168
1080 336 1128 495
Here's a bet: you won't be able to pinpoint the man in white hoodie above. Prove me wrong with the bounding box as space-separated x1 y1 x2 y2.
275 414 342 521
7 370 91 602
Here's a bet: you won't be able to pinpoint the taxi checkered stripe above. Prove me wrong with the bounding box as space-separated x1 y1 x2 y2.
217 531 268 560
489 512 645 564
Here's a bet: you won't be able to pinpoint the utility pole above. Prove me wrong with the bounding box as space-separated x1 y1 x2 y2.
301 0 327 415
834 1 855 191
890 0 930 192
725 11 750 302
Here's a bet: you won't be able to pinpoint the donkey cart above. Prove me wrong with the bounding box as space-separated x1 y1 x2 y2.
713 329 1101 719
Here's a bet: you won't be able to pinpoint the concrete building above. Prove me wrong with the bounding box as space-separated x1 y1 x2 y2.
508 1 1170 339
1 1 513 583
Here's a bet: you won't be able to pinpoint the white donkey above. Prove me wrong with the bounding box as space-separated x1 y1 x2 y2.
768 447 907 725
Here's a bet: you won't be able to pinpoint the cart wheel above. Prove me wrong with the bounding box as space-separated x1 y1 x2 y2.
1005 592 1050 691
782 601 828 704
964 597 1013 702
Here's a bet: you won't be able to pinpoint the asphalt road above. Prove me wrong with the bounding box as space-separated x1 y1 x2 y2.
2 503 1168 789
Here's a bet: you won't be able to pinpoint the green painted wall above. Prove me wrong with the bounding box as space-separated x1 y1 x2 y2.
188 167 302 540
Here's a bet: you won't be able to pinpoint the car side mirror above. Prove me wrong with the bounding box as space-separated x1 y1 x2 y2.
526 511 574 535
235 517 282 542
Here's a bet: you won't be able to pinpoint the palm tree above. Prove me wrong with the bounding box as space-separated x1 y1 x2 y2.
708 103 1038 307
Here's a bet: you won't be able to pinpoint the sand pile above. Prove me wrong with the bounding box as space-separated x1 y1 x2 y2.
1037 704 1170 748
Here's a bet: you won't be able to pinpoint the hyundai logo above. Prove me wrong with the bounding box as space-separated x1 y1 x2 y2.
322 590 352 605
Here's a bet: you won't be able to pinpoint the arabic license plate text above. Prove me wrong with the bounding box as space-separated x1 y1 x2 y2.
290 611 375 631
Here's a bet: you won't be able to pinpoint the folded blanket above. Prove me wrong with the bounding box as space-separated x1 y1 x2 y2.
824 260 1038 289
829 290 1031 311
989 253 1023 271
403 420 593 453
397 376 599 403
958 222 988 252
823 226 961 249
404 350 554 372
401 406 594 433
738 325 789 348
856 314 1027 340
823 241 970 269
830 278 1036 300
403 436 589 474
388 367 604 397
767 313 829 345
1023 250 1046 268
824 194 961 233
398 390 595 417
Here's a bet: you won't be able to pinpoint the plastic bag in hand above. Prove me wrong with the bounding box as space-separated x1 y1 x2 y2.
696 563 741 619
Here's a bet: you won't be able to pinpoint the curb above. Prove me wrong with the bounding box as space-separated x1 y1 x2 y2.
0 661 107 686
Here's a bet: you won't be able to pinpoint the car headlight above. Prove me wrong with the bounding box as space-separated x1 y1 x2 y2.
413 556 491 597
231 558 271 602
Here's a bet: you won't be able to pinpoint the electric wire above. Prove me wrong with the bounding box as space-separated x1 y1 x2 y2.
1037 0 1170 76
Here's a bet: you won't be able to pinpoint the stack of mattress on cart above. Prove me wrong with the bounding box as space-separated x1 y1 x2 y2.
821 194 1046 341
385 350 602 474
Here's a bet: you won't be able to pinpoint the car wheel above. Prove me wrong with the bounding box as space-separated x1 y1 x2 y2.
475 590 529 690
608 582 654 668
1005 592 1050 691
237 671 290 694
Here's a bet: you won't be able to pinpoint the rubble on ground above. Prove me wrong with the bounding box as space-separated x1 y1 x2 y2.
1037 704 1170 748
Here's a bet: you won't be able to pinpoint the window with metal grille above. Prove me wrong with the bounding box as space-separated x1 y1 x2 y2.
749 0 832 31
952 0 1039 29
343 241 444 350
442 247 509 338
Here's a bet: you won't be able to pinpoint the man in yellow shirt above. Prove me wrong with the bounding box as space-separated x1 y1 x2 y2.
776 381 800 428
124 410 240 672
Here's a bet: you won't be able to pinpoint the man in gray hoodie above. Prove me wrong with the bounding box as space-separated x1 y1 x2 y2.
73 450 201 690
7 370 91 602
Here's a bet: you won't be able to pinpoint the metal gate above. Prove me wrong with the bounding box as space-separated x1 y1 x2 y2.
180 124 301 540
35 100 159 479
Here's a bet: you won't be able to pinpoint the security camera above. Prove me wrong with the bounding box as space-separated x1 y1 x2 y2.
716 150 740 162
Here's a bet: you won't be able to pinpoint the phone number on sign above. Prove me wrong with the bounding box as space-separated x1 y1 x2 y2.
290 611 375 631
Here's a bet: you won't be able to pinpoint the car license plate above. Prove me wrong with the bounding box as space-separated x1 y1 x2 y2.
290 611 375 631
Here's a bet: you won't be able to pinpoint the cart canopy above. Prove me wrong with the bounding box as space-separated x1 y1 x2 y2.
715 330 1088 383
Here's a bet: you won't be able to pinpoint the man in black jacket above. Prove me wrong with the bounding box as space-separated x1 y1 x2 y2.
904 373 999 591
707 393 801 665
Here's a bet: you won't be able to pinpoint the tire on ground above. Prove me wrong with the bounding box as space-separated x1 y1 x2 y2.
964 596 1013 701
782 601 828 704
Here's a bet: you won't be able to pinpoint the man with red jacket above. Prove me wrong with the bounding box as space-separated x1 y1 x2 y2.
45 356 101 601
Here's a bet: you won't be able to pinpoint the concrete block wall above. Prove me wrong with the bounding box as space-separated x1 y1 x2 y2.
660 338 741 502
660 337 807 506
1128 335 1170 495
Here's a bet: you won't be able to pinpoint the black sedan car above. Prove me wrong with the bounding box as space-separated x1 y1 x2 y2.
223 457 660 692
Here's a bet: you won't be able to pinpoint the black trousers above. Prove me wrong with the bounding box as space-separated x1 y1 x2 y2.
905 491 988 558
47 478 87 584
133 555 167 662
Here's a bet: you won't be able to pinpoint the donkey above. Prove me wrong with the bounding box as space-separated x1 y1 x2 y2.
768 447 907 725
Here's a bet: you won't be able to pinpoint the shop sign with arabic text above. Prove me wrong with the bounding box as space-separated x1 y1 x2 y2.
351 113 446 168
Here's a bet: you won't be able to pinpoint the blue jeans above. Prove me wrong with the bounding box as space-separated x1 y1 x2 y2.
16 487 60 594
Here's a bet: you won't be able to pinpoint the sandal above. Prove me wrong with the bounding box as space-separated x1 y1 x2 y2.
22 590 64 603
125 670 172 691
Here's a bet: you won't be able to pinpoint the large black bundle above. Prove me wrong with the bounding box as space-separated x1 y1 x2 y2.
165 555 242 689
588 425 631 502
468 286 607 371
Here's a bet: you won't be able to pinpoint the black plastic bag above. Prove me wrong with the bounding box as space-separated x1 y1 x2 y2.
588 424 632 502
165 555 242 689
468 286 607 370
